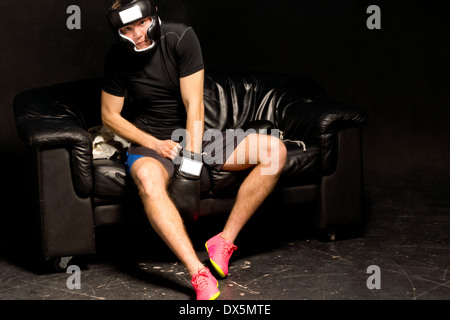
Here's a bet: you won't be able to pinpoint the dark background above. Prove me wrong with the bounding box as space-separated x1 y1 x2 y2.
1 0 449 197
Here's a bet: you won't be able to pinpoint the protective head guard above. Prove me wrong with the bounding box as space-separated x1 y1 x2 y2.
107 0 161 54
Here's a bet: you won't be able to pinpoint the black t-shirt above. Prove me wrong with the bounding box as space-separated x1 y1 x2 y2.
102 22 204 140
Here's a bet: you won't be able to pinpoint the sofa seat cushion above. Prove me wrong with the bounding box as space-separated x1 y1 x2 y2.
93 159 128 199
92 158 212 200
279 141 322 186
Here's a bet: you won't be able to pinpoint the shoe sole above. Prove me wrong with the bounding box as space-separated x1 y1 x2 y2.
209 290 220 300
209 280 220 300
205 242 227 278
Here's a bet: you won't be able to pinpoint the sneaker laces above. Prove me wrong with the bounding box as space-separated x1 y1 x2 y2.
221 241 237 260
192 268 210 291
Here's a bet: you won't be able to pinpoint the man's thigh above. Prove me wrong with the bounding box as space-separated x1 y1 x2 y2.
221 133 282 172
221 133 259 172
126 145 175 177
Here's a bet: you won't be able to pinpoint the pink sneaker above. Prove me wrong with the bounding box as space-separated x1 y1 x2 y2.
205 233 237 278
191 267 220 300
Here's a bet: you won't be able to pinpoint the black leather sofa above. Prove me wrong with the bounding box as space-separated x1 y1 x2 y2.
14 71 368 269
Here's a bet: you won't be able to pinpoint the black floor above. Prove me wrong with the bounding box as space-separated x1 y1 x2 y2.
1 175 449 303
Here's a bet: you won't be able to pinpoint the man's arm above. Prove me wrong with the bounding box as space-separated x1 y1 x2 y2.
101 90 180 159
179 69 205 154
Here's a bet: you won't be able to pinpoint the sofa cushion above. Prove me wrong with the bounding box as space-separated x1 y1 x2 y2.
92 158 212 200
279 141 322 186
93 159 128 198
203 72 324 132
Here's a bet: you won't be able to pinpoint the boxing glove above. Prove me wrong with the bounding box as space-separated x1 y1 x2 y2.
168 150 203 221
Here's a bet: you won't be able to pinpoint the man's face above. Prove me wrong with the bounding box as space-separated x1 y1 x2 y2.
119 17 153 50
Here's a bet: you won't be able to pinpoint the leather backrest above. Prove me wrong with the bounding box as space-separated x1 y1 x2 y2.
203 71 324 132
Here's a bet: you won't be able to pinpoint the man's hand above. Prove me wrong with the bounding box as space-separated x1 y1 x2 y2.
154 140 182 160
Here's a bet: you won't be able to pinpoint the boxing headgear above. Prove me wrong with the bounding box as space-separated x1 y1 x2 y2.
107 0 161 54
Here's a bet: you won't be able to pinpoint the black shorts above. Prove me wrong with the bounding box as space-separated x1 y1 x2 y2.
125 130 249 178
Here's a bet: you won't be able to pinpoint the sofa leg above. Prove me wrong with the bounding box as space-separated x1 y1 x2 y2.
317 226 337 242
52 256 73 272
329 229 336 241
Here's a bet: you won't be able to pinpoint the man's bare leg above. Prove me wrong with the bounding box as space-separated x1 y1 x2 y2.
130 157 204 277
220 133 287 243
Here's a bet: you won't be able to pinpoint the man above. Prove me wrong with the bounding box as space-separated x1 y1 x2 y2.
101 0 287 300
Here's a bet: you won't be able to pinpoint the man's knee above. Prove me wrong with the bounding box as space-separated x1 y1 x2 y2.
131 158 169 200
258 135 287 174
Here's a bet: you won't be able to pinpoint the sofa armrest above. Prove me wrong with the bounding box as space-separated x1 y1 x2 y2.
14 86 94 196
279 96 369 174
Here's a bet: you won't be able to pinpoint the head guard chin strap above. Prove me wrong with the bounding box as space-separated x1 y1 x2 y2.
107 0 161 54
